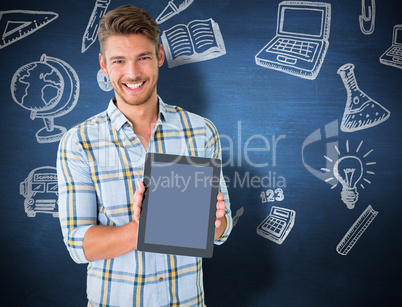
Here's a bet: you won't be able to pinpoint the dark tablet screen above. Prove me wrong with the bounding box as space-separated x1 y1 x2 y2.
137 153 221 258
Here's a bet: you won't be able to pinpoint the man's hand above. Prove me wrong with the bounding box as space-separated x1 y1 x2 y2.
134 181 145 223
215 192 227 240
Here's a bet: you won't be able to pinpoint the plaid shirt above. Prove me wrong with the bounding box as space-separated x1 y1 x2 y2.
57 97 232 307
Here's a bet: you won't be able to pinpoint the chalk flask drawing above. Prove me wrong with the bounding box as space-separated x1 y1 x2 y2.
337 63 390 132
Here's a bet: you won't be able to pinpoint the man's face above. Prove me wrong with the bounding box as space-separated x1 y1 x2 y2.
99 34 164 108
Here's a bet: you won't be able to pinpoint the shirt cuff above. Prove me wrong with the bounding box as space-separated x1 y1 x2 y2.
65 225 93 264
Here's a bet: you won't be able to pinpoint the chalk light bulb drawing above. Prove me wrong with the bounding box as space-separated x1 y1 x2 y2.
333 156 363 209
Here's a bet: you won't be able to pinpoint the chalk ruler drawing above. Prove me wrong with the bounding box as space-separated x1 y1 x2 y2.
11 54 80 144
97 68 113 91
336 205 378 255
255 1 331 80
161 18 226 68
257 206 295 244
379 24 402 69
232 206 244 228
337 63 390 132
156 0 194 24
81 0 111 53
322 140 376 209
359 0 375 35
20 166 59 218
0 10 58 49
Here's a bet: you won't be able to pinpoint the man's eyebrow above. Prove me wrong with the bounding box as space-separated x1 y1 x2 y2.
137 51 153 57
109 55 126 61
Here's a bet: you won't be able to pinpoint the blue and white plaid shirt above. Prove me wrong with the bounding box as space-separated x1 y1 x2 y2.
57 97 232 307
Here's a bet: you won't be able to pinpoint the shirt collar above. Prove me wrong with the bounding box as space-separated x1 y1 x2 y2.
107 96 168 131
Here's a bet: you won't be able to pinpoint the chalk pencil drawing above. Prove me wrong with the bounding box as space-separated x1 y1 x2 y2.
81 0 111 53
232 206 244 228
161 18 226 68
257 206 295 245
20 166 58 218
379 24 402 69
337 64 390 132
0 10 58 49
321 140 376 210
336 205 378 255
255 1 331 80
11 54 80 144
156 0 194 24
97 68 113 91
359 0 375 35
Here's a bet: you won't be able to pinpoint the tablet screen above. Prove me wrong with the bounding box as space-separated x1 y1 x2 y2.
137 153 221 258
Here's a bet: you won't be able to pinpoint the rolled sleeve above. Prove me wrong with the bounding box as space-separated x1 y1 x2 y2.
57 127 97 264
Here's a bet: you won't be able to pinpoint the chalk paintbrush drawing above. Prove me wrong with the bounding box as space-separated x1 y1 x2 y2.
156 0 194 24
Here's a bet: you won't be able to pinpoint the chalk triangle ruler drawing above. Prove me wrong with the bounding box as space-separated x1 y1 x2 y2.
0 10 59 49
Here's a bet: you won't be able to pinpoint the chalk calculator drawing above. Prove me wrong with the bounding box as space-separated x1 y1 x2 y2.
337 63 390 132
336 205 378 255
81 0 111 53
0 10 59 49
256 206 295 245
161 18 226 68
156 0 194 24
255 1 331 80
20 166 59 218
359 0 376 35
321 140 376 210
379 24 402 69
11 54 80 144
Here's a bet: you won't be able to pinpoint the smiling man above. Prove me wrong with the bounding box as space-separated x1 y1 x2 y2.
57 5 232 307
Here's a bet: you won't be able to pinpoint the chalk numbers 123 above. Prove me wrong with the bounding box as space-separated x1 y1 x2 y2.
260 188 284 203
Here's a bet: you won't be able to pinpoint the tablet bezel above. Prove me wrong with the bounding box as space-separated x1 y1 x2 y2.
137 152 221 258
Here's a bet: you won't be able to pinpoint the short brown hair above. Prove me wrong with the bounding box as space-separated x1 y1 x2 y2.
98 5 160 57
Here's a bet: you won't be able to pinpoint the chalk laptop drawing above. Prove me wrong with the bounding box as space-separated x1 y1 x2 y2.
161 18 226 68
379 24 402 69
257 206 295 245
255 1 331 80
0 10 59 49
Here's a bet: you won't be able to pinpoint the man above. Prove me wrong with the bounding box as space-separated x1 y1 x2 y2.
57 5 232 306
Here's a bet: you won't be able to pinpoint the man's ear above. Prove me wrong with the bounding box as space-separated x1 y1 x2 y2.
99 53 108 74
158 44 165 67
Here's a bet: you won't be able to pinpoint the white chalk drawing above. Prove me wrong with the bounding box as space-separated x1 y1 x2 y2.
161 18 226 68
338 63 391 132
302 120 340 184
232 206 244 228
257 206 295 245
379 24 402 69
20 166 58 218
336 205 378 255
359 0 375 35
321 140 376 209
255 1 331 80
156 0 194 24
260 188 285 203
81 0 111 53
0 10 59 49
97 68 113 91
11 54 80 144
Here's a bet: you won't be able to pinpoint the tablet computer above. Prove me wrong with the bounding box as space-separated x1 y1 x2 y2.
137 152 221 258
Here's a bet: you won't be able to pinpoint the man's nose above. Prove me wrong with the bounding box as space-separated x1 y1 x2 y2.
127 61 141 78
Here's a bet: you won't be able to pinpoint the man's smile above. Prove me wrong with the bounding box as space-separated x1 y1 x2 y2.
124 81 145 90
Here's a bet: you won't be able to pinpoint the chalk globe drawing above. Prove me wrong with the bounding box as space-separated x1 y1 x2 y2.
11 54 79 143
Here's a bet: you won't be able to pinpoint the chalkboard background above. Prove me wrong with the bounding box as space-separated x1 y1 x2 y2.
1 0 401 306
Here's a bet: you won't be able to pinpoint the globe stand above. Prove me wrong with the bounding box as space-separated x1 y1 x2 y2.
35 117 66 144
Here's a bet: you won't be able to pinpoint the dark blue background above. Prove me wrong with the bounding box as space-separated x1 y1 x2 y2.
0 0 401 306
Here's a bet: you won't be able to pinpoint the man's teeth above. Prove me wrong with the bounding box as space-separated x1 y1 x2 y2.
125 82 144 89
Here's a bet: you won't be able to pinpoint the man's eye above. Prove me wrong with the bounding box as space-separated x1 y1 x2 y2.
139 57 150 61
114 60 123 64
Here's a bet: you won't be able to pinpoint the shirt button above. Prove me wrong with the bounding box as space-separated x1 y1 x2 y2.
159 277 163 282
